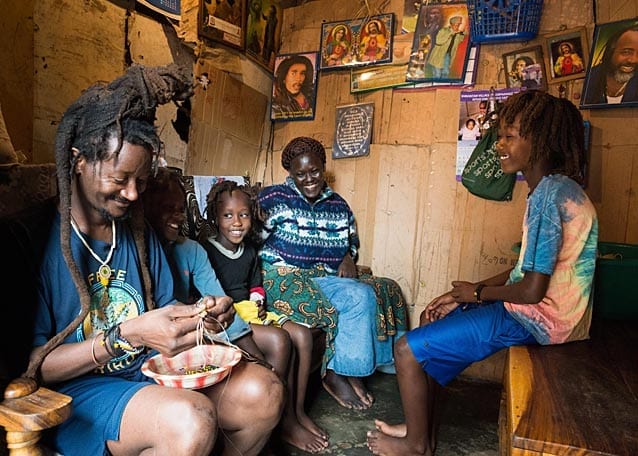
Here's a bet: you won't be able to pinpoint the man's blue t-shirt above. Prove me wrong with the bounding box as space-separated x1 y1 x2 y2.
33 212 176 378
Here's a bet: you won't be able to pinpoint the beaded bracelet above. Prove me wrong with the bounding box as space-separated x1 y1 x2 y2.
101 325 125 358
111 324 144 355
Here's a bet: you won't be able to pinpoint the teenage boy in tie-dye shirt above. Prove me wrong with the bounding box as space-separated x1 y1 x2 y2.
368 90 598 456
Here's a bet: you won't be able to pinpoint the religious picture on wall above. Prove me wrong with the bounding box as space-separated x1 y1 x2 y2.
245 0 283 73
333 103 374 159
397 44 479 91
544 27 588 84
271 52 319 122
319 14 394 70
198 0 247 50
502 46 548 91
406 1 471 82
581 18 638 109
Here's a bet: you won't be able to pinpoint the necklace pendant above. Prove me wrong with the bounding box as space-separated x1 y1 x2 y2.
98 264 111 287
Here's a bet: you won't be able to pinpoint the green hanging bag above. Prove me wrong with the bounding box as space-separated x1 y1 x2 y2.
461 125 516 201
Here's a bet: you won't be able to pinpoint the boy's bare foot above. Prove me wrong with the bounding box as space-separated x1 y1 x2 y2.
374 419 406 437
281 415 329 454
348 376 374 408
322 370 366 409
297 409 329 440
366 430 432 456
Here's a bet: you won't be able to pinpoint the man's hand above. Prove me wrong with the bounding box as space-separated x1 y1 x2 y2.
423 292 459 323
199 295 235 333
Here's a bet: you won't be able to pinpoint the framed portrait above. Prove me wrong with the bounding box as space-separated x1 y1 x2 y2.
245 0 283 73
198 0 247 50
406 2 472 82
270 52 319 122
502 45 548 91
581 18 638 109
544 27 588 84
397 44 479 92
319 13 394 71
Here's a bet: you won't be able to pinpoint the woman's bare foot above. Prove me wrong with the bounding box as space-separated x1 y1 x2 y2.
322 370 366 410
374 419 406 437
280 414 329 454
297 408 329 440
348 376 374 408
366 430 432 456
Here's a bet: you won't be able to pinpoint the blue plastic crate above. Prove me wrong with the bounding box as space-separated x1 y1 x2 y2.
467 0 544 44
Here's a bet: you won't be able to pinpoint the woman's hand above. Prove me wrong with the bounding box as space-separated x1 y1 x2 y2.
337 253 357 278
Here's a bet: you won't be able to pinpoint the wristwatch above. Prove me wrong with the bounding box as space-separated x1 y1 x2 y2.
474 284 486 304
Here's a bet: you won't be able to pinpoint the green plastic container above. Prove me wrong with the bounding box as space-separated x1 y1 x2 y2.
594 242 638 320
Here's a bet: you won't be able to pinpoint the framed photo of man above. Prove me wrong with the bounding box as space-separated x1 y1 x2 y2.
544 27 588 84
581 18 638 109
245 0 283 73
271 52 319 122
198 0 247 50
406 1 471 82
502 45 548 92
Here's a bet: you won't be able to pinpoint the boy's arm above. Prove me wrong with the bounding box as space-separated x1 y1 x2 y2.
456 269 550 305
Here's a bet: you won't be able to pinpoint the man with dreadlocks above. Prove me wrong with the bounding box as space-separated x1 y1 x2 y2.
29 63 284 456
367 90 598 456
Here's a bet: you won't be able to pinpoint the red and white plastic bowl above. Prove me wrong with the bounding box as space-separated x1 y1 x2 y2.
142 344 242 389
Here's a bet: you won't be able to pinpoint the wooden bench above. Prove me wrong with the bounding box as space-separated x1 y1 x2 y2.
499 318 638 456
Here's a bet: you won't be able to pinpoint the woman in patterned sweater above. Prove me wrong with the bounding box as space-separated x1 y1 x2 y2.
258 136 407 411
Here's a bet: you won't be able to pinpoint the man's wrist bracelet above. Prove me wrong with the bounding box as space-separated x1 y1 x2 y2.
101 324 143 358
474 284 486 304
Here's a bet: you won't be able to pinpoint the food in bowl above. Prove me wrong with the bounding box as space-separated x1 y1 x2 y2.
141 344 242 389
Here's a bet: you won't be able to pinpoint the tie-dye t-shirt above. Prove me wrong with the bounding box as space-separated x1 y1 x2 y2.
505 174 598 345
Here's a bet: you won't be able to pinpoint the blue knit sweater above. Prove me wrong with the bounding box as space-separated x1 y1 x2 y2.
258 176 359 272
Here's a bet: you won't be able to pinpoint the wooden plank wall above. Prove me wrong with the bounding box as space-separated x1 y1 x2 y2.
0 0 636 330
256 0 605 329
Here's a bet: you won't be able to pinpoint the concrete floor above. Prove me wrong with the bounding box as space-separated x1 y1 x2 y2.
270 371 502 455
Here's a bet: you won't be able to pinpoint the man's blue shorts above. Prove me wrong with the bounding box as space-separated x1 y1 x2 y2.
405 301 537 386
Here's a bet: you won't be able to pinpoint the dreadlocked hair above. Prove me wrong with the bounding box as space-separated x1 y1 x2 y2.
498 90 586 185
205 180 263 245
25 64 194 381
281 136 326 171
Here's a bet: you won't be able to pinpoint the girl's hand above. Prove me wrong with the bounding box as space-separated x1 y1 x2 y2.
255 299 267 320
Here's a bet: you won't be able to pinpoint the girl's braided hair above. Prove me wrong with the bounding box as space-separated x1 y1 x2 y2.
280 136 326 171
26 64 194 380
205 180 263 245
498 90 586 185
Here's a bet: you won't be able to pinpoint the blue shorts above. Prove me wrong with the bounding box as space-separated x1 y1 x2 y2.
225 313 253 342
44 374 151 455
406 301 537 386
